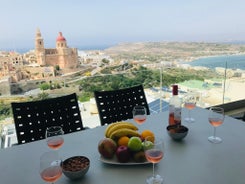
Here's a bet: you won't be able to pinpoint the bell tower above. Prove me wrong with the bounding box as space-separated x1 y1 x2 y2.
35 28 44 51
35 28 45 66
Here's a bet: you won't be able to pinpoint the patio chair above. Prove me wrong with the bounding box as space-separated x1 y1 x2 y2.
94 85 150 126
11 93 85 144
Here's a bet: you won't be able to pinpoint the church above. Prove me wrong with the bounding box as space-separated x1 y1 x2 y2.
35 28 78 70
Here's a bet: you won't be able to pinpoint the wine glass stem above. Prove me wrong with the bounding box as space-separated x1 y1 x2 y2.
152 163 155 178
188 109 191 119
213 127 216 138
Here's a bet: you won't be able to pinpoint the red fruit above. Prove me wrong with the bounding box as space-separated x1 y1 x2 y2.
98 138 117 159
116 145 131 163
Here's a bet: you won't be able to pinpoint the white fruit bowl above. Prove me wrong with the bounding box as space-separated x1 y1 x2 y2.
62 156 90 180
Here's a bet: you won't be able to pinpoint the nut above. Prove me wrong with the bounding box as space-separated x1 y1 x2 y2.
63 156 89 172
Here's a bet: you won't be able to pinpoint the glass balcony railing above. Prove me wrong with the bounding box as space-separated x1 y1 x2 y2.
0 63 244 148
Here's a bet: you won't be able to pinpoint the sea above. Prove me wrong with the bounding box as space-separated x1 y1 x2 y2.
4 44 113 54
187 54 245 70
3 46 245 70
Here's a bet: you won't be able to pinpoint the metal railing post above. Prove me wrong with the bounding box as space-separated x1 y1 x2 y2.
160 66 163 112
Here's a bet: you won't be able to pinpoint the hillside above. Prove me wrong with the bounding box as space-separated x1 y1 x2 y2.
104 42 245 62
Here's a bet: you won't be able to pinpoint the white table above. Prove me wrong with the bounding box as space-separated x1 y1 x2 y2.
0 107 244 184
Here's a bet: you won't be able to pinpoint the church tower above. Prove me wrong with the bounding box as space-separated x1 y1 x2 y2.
35 28 45 66
56 32 67 49
34 29 78 72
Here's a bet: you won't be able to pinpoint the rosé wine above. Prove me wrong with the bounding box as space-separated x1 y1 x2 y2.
47 137 64 150
168 112 175 125
184 102 196 110
133 115 147 124
40 166 62 183
145 149 163 163
209 118 223 127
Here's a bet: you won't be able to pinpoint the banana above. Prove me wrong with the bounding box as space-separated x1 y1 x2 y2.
105 122 138 138
104 122 121 137
109 128 140 140
107 122 138 138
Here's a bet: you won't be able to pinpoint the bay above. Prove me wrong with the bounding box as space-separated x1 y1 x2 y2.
188 55 245 70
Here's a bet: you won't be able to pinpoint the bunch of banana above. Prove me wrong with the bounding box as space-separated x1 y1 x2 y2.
105 121 140 140
110 128 140 140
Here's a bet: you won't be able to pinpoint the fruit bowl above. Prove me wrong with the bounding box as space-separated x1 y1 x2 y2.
98 121 156 164
166 125 188 141
62 156 90 180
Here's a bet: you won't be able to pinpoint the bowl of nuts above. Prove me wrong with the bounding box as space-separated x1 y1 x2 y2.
62 156 90 180
166 125 189 141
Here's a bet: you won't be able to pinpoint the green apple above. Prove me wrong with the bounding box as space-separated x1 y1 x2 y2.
142 140 154 150
128 136 142 151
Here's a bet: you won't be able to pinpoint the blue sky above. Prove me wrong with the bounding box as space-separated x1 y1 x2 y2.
1 0 245 50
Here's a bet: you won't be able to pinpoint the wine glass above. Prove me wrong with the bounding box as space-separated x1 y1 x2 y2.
144 136 164 184
208 107 224 144
46 126 64 150
39 151 62 184
133 105 147 125
183 92 197 123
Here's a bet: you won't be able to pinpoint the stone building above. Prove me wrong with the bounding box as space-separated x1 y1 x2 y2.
0 52 24 80
35 28 79 70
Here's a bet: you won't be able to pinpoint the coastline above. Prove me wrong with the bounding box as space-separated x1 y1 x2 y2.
187 52 245 62
182 53 245 71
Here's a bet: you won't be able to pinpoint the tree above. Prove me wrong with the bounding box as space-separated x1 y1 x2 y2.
39 83 50 90
102 58 110 64
35 92 49 100
55 65 60 71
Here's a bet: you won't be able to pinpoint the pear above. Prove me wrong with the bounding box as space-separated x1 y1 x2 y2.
133 151 146 163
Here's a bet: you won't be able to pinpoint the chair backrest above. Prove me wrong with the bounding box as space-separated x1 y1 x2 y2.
94 85 150 126
11 93 84 144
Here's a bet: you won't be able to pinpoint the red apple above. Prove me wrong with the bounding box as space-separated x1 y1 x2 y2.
98 138 117 159
116 145 131 163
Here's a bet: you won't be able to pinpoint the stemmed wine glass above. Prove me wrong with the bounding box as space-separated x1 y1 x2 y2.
183 92 197 123
133 105 147 125
39 151 62 184
46 126 64 150
208 107 224 144
144 136 164 184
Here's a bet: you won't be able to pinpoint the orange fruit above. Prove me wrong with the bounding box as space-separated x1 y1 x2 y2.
141 130 155 142
117 136 130 146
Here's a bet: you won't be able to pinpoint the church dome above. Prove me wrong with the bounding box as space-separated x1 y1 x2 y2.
56 32 66 41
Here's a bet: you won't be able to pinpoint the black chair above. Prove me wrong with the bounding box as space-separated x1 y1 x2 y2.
11 93 85 145
94 85 150 126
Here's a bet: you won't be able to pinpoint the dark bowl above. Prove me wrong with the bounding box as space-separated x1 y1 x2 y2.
62 156 90 180
166 125 189 141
